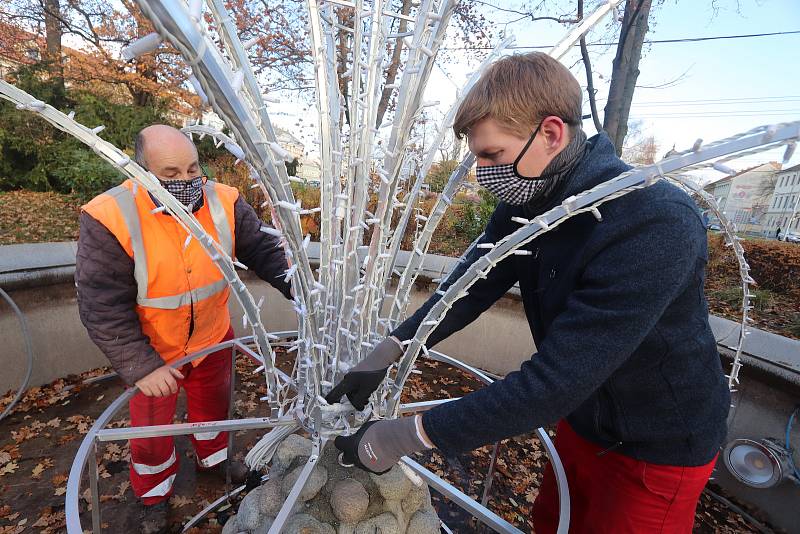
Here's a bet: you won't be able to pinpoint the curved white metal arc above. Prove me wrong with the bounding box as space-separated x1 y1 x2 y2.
664 174 753 388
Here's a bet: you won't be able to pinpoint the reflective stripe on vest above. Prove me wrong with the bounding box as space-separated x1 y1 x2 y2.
137 279 229 310
203 183 233 257
112 183 233 309
108 185 150 303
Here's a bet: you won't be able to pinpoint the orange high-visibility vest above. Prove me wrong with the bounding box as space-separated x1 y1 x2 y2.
83 179 239 365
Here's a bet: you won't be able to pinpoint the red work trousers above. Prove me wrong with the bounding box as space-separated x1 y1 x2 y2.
129 328 234 505
532 420 716 534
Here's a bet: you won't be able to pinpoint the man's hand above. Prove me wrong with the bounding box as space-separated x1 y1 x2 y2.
324 337 404 410
134 365 184 397
334 416 430 474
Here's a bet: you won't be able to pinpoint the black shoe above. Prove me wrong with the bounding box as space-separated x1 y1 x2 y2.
139 500 169 534
195 459 250 485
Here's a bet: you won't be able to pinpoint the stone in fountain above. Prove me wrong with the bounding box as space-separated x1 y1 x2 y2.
223 434 440 534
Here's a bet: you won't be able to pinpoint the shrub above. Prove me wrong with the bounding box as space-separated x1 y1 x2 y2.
426 160 459 193
0 64 170 200
707 234 800 301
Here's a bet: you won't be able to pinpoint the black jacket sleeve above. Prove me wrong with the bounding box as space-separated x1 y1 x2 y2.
233 196 293 299
391 204 518 347
75 212 164 386
421 200 706 455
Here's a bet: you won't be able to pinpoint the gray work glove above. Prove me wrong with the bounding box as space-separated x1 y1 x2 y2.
324 337 403 410
334 416 430 474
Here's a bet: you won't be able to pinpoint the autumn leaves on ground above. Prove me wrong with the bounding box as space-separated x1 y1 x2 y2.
0 353 770 533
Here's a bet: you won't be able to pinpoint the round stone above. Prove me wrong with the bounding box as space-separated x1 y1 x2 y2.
369 465 412 502
252 516 274 534
235 488 262 531
220 517 241 534
407 510 440 534
258 478 284 517
330 478 369 524
281 464 329 502
354 512 399 534
401 485 431 514
275 434 314 467
283 513 336 534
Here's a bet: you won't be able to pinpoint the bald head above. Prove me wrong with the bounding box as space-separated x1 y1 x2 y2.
135 124 200 181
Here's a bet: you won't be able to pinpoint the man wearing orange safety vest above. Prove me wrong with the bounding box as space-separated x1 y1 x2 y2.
75 125 293 533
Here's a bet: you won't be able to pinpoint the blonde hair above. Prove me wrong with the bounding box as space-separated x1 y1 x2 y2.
453 52 583 140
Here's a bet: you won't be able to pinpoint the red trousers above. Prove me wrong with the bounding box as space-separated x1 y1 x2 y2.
532 421 716 534
129 328 234 505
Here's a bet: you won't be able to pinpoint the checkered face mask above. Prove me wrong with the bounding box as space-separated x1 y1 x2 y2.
160 176 204 210
475 163 551 205
476 122 548 206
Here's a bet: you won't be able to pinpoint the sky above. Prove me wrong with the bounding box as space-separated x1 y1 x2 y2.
267 0 800 180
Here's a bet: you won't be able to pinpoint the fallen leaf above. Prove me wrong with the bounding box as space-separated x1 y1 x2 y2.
170 495 193 508
31 458 54 479
0 461 18 476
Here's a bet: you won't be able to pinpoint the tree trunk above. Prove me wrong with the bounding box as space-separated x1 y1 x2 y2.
336 11 351 126
42 0 65 103
602 0 652 155
375 0 413 127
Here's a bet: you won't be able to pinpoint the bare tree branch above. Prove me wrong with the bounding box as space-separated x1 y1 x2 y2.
577 0 602 132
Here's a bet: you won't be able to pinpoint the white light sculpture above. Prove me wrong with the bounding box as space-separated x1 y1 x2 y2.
2 0 798 531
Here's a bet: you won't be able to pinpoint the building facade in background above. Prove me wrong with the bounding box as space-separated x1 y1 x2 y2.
703 162 781 235
763 163 800 237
